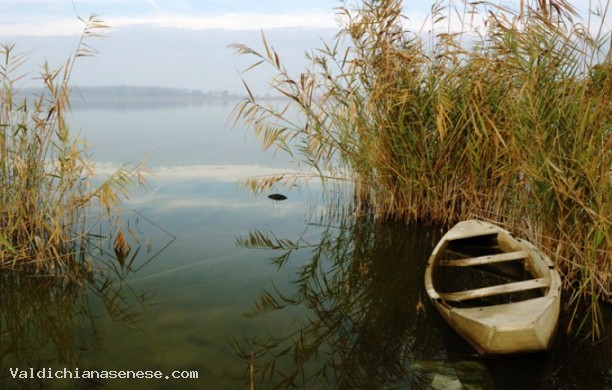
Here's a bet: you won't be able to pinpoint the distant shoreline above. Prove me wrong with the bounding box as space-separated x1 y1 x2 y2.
15 85 286 102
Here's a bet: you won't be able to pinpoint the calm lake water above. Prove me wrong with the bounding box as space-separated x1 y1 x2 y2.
1 99 610 389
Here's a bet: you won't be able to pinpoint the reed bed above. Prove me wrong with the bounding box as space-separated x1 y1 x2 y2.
0 16 145 279
232 0 611 337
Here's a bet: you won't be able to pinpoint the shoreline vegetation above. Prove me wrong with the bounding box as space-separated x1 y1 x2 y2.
231 0 611 338
0 16 146 280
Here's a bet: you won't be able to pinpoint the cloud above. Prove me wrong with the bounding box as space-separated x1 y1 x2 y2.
0 11 338 37
0 19 86 37
1 0 607 37
113 12 338 30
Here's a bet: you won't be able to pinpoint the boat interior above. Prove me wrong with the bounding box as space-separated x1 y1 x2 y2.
433 233 550 308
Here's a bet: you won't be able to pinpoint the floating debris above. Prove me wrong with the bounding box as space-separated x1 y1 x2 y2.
268 194 287 201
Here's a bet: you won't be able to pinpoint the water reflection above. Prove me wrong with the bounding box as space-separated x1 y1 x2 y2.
0 211 174 389
0 272 144 389
235 210 612 389
234 212 492 389
59 99 609 388
70 97 237 111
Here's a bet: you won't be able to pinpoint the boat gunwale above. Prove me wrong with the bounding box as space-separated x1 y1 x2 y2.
425 220 559 304
424 219 562 355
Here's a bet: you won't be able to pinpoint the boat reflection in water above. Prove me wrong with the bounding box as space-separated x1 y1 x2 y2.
234 209 496 389
234 207 611 389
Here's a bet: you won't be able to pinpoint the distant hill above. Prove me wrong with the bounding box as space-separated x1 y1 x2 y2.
16 86 247 100
72 86 243 99
13 86 286 111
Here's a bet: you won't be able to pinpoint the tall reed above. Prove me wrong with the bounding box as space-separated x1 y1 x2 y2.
0 15 146 278
231 0 611 337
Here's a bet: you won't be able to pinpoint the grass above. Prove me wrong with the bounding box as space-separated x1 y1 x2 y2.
0 15 146 280
231 0 611 338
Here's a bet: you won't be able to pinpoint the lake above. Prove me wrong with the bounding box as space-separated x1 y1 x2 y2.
1 98 610 389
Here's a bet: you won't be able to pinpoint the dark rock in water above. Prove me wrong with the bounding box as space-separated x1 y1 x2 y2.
268 194 287 201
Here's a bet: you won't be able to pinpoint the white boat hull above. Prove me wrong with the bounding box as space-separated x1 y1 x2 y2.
425 220 561 355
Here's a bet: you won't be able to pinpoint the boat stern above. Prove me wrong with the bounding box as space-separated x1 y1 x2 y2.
448 296 560 355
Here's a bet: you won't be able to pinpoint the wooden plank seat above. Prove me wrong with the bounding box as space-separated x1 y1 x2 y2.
439 250 527 267
439 277 549 302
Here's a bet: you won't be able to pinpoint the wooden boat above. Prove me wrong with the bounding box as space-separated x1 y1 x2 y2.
424 220 561 355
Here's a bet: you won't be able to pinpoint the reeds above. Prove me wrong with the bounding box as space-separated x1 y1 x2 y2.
0 15 146 278
231 0 611 337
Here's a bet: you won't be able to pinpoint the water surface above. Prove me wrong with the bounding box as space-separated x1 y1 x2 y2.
1 99 609 389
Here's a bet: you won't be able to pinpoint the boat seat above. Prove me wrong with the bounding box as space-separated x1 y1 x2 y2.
439 277 549 302
439 250 527 267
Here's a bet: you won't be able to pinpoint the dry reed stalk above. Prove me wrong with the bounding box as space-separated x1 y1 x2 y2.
231 0 611 338
0 15 146 278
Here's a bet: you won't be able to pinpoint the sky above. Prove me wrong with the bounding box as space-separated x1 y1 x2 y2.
0 0 609 93
0 0 358 93
0 0 344 36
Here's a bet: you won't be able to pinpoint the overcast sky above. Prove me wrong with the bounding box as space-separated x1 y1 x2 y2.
0 0 354 93
0 0 608 93
0 0 344 35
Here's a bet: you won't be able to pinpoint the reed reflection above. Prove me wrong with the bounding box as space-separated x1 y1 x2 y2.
0 210 174 389
235 207 612 389
234 211 493 389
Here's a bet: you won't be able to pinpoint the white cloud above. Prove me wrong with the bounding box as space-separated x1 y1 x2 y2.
1 0 607 37
0 20 86 37
0 11 338 37
112 12 338 30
